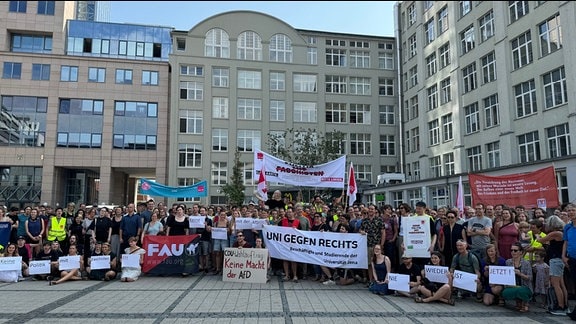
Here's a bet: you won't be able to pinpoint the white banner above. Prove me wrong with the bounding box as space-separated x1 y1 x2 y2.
252 219 268 230
58 255 81 271
235 218 254 230
222 248 268 284
90 255 111 270
424 265 449 284
0 256 22 271
262 225 367 269
402 216 432 258
254 149 346 188
122 254 141 268
211 227 228 240
188 216 205 229
28 260 51 275
388 273 410 292
488 266 516 286
453 270 478 292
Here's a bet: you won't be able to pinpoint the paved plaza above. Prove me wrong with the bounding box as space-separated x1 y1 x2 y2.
0 274 573 324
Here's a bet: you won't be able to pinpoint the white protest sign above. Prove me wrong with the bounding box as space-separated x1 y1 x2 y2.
211 227 228 240
28 260 51 275
0 256 22 271
453 270 478 292
58 255 81 271
222 248 268 283
388 273 410 292
188 216 205 229
252 219 269 230
235 218 253 230
122 254 141 268
488 266 516 286
90 255 111 270
402 216 432 258
424 265 449 284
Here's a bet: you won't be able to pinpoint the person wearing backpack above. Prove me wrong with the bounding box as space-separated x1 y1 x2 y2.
450 239 482 300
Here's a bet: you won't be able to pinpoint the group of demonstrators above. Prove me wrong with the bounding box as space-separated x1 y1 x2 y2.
0 195 575 320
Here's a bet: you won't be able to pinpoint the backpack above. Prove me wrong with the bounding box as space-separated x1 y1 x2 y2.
547 286 559 313
453 250 480 272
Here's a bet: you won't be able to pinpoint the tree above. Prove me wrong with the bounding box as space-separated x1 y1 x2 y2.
221 150 245 207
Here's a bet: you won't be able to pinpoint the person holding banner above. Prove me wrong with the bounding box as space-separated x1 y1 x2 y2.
501 242 533 312
33 241 60 280
480 244 506 306
395 254 422 297
50 244 84 285
450 239 482 300
0 243 26 282
211 211 231 276
368 244 391 295
88 242 117 281
121 236 145 282
414 251 455 305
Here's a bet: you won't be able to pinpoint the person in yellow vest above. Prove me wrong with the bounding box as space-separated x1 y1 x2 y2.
47 207 67 243
524 219 546 264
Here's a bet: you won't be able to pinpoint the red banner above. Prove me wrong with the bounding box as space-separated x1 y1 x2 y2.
142 235 200 274
469 166 559 209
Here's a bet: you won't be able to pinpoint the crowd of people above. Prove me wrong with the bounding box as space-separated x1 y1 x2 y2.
0 194 575 320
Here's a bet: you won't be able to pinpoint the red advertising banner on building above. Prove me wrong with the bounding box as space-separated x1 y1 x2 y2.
469 166 559 209
142 235 200 274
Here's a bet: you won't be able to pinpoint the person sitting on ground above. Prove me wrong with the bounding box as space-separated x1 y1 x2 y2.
33 241 60 281
368 244 391 295
480 243 506 306
0 243 26 282
88 242 117 281
450 239 482 300
501 242 533 313
121 236 145 282
414 251 455 305
395 254 422 297
50 244 84 285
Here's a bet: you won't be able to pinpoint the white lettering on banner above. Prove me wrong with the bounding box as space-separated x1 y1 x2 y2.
262 225 367 269
488 266 516 286
223 248 268 283
147 244 184 256
0 257 22 271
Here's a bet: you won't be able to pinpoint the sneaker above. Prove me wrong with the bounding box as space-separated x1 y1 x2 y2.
323 279 335 286
549 308 567 316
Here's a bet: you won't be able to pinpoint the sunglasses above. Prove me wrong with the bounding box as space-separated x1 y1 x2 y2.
510 249 520 252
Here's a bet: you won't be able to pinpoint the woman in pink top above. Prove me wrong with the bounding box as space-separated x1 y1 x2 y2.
494 208 518 260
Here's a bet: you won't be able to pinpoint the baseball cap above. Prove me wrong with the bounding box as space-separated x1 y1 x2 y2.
17 235 26 240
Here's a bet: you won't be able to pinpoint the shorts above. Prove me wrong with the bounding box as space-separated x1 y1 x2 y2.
549 258 564 277
199 240 211 256
212 238 229 252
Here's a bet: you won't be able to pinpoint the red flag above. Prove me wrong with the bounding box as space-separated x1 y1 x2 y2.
257 164 268 200
347 162 357 206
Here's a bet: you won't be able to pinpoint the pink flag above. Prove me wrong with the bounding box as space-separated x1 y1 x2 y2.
347 162 357 206
257 164 268 200
456 176 464 219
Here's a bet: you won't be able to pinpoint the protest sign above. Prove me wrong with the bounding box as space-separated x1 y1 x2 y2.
402 216 432 258
222 248 268 283
58 255 81 271
453 270 478 292
424 265 449 284
28 260 51 275
90 255 111 270
388 273 410 292
488 266 515 286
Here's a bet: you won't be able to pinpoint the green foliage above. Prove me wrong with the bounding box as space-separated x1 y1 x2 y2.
221 151 245 207
268 128 345 166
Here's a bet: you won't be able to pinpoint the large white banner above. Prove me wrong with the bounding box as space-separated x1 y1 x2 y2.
402 216 432 258
262 225 367 269
254 150 346 188
0 256 22 271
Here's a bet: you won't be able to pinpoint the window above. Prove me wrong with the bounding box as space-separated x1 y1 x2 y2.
486 141 500 168
293 102 317 123
350 41 369 48
178 144 202 167
411 162 420 181
379 105 395 125
349 77 371 95
509 1 529 23
31 64 50 80
326 103 346 123
211 162 228 186
460 25 475 54
427 85 438 111
212 97 229 119
483 94 499 128
88 67 105 83
349 104 370 124
514 79 537 117
378 78 394 96
180 65 203 76
307 47 317 65
177 178 202 202
142 70 159 86
411 127 420 152
547 123 571 158
380 135 395 156
237 98 262 120
270 72 285 91
439 42 451 69
9 1 26 13
2 62 22 79
176 38 186 51
270 100 285 121
0 95 48 147
270 34 292 63
424 19 435 44
57 99 103 148
409 66 418 87
326 48 346 66
437 6 449 34
350 50 370 68
405 131 411 153
115 69 132 84
293 74 316 92
462 63 477 93
430 156 442 178
205 28 230 58
238 70 261 89
426 53 437 77
539 14 562 56
511 31 533 70
428 119 440 146
326 75 347 94
479 10 495 41
37 1 55 15
410 96 419 120
442 114 453 141
481 51 496 84
11 34 52 53
518 131 540 162
440 77 451 104
467 146 482 171
460 1 471 17
408 34 417 58
378 52 394 70
179 110 203 134
355 164 372 183
350 133 371 155
237 31 262 61
60 65 78 82
444 153 455 175
212 68 229 88
113 101 157 150
179 81 203 100
242 162 255 186
464 103 480 134
543 67 567 109
237 130 261 152
212 129 228 151
408 4 416 26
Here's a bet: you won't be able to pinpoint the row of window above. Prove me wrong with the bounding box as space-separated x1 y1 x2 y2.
8 1 54 15
2 62 159 85
67 37 164 59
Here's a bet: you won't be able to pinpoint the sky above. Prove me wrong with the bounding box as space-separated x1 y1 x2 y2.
109 1 397 37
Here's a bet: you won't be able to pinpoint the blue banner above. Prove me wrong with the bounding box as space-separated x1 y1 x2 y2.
139 179 208 198
0 222 10 248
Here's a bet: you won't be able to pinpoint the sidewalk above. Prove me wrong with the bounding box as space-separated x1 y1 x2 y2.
0 274 572 324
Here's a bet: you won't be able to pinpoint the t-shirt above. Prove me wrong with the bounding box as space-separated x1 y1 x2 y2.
563 222 576 258
451 252 480 274
398 262 421 283
467 216 492 250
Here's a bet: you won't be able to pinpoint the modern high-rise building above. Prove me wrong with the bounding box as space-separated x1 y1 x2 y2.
365 1 575 209
75 1 110 22
0 1 171 208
